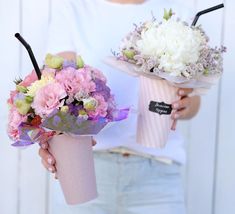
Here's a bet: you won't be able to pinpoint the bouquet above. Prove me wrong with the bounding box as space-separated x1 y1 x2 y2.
105 5 226 148
8 35 129 205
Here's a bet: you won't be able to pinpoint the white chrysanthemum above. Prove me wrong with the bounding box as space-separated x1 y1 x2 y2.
136 19 206 75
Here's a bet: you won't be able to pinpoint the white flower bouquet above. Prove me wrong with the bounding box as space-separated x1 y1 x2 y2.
105 5 226 148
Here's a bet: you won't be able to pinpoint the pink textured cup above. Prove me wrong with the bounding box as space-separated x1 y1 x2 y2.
137 76 179 148
48 134 97 205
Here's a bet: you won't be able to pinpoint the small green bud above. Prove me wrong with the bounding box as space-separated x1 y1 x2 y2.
204 68 209 75
45 54 64 69
78 109 87 116
76 56 84 69
25 96 33 104
15 100 31 115
60 106 69 113
123 49 135 59
83 98 97 111
163 8 173 21
16 85 28 93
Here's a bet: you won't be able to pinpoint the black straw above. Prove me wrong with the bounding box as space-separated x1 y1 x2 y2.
15 33 41 79
191 3 224 26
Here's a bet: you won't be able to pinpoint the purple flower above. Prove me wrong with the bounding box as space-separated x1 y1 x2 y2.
94 79 111 101
63 61 77 69
68 104 83 117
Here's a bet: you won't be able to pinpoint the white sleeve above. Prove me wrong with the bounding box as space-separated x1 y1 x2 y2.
46 0 76 54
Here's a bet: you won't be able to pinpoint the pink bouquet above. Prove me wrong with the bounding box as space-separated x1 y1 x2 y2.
8 54 128 144
8 51 128 204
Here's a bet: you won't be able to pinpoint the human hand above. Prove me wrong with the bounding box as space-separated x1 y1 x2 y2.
38 138 97 178
171 88 201 130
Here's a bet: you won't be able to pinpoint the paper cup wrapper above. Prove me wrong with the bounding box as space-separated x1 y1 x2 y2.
48 134 97 205
137 76 179 148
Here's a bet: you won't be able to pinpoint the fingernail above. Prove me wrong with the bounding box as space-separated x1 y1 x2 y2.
174 114 180 119
173 103 179 109
48 167 54 172
41 144 47 149
48 157 53 165
179 90 185 96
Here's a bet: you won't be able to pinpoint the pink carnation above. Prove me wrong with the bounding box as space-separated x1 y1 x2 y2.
77 68 96 93
87 94 108 118
56 67 96 95
7 107 27 140
86 66 107 83
32 82 67 117
19 70 38 87
41 68 56 77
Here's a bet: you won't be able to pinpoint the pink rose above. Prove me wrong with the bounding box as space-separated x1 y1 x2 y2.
19 70 38 87
8 107 27 140
87 94 108 118
56 67 96 95
32 82 67 117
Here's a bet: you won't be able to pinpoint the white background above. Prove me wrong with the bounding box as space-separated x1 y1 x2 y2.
0 0 234 214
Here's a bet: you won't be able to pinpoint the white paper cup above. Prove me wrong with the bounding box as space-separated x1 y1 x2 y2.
48 134 97 205
137 76 179 148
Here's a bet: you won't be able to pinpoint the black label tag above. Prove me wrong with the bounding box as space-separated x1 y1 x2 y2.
149 101 172 115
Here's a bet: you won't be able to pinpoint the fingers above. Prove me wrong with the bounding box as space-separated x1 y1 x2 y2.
38 148 56 165
171 120 177 131
39 141 49 150
172 96 190 111
171 108 190 120
177 88 193 96
38 148 56 173
171 96 191 120
39 141 57 174
171 88 193 120
92 139 97 146
41 159 56 173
